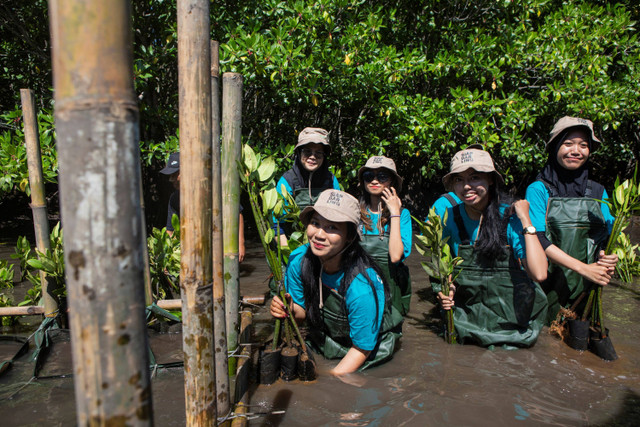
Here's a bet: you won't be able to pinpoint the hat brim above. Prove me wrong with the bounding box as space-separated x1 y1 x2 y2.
442 167 504 190
357 166 404 192
299 206 361 241
546 125 601 152
160 166 179 175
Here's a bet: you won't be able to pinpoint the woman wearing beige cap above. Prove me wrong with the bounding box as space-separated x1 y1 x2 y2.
275 127 341 246
525 117 618 347
357 155 412 316
437 147 549 347
270 190 402 374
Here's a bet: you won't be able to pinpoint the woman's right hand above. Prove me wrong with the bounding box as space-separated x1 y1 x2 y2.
579 261 613 286
270 293 292 318
437 289 455 310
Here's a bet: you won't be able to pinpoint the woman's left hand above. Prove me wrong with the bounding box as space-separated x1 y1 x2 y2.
381 187 402 216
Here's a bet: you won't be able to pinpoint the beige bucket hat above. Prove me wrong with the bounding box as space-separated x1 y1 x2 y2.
357 156 404 192
300 189 360 231
546 116 601 152
296 127 330 149
442 147 504 190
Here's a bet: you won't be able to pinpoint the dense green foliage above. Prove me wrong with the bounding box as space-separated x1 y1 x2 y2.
1 1 639 218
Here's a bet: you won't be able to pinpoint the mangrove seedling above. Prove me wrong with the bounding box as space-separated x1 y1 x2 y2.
414 208 463 344
239 144 316 380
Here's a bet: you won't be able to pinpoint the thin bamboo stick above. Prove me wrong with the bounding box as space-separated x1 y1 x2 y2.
230 310 253 427
211 39 231 419
222 72 243 375
48 1 152 424
20 88 56 317
177 0 216 424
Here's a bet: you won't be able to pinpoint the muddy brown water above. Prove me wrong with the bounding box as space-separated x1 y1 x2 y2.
1 234 640 426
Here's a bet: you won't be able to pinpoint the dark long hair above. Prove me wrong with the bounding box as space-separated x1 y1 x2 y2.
473 176 513 265
300 223 389 328
358 168 399 233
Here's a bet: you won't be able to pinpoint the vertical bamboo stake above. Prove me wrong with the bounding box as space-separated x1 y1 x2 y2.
211 40 230 419
20 88 57 317
48 1 152 425
177 0 216 424
140 179 153 305
222 73 243 375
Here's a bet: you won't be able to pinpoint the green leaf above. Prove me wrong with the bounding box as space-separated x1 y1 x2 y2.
257 156 276 182
242 144 258 173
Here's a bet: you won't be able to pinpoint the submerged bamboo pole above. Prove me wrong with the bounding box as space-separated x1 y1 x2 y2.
20 88 57 317
230 310 253 427
177 0 216 424
48 1 152 425
211 40 231 419
221 72 243 375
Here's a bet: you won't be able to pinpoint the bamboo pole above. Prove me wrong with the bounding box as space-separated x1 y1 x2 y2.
48 1 152 425
177 0 216 424
140 179 153 305
230 310 253 427
221 73 243 376
20 88 57 317
211 40 231 420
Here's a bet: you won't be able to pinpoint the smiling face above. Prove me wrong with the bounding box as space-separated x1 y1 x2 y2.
306 213 349 262
362 168 393 196
299 142 325 173
556 129 590 171
452 169 493 214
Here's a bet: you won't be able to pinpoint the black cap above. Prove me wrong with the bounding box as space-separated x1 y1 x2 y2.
160 152 180 175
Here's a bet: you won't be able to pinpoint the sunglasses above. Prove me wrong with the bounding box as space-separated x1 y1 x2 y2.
300 148 325 159
362 170 391 183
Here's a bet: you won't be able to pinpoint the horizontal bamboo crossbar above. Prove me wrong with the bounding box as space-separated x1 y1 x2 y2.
0 295 265 316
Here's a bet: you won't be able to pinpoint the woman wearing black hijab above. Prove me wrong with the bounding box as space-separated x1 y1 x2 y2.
525 116 618 326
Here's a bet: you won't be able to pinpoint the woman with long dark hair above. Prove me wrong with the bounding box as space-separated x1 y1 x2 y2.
270 190 402 374
437 147 549 347
357 155 412 315
525 117 618 333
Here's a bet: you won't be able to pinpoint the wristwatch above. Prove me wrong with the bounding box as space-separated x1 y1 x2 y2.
522 225 537 235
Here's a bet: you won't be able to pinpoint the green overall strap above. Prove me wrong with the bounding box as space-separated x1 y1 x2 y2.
359 213 412 316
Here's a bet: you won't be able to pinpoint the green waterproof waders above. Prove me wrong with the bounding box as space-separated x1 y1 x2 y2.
541 180 609 325
360 229 412 316
306 285 403 371
450 205 548 347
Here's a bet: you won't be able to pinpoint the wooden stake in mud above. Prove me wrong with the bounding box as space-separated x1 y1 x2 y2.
20 88 57 317
221 72 243 375
177 0 217 424
48 1 152 424
211 39 231 419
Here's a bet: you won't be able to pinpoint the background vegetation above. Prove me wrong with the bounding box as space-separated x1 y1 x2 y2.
1 0 639 225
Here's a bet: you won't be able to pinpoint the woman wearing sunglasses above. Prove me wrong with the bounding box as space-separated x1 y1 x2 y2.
357 156 412 316
437 147 549 347
275 127 341 246
270 190 402 374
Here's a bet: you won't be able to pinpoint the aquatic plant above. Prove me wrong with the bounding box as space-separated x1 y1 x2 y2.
613 232 640 284
146 216 181 300
0 260 14 289
414 209 463 344
587 171 640 347
13 222 66 307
